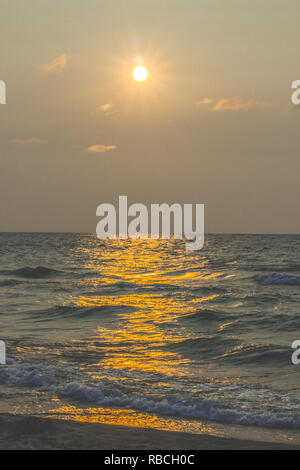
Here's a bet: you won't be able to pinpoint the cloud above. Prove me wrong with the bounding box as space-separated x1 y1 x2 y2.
97 103 119 116
99 104 113 112
85 144 117 153
212 98 270 112
42 55 67 74
12 138 42 144
196 97 271 112
195 98 213 107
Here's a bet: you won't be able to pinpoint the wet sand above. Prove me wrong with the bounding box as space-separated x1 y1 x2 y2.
0 414 299 450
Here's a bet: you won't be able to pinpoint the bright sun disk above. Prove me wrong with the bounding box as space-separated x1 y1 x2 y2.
133 66 148 82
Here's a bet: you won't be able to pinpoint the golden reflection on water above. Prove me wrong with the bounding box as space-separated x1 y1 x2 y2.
47 405 300 446
74 291 193 374
48 404 216 436
69 239 223 376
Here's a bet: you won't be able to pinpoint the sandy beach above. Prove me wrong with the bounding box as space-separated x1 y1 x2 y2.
0 414 298 450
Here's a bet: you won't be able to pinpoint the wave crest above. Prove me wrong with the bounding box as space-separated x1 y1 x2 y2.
256 273 300 286
9 266 61 279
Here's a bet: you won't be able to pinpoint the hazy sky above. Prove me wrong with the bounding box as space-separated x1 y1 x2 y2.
0 0 299 233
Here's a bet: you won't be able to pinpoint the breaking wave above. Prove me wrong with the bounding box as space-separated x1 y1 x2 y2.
2 360 300 430
60 382 300 429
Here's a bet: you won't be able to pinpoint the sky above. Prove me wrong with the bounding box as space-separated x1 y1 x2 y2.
0 0 299 233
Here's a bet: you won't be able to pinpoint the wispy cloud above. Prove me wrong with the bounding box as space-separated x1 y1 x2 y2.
196 97 271 112
97 103 119 116
85 144 117 153
195 98 213 107
213 98 270 112
12 138 42 145
42 55 67 74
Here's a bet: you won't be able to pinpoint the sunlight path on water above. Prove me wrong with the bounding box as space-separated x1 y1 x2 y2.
71 239 218 376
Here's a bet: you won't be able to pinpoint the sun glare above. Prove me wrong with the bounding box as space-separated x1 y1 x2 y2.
133 66 148 82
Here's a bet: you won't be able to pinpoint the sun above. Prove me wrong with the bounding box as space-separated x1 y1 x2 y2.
133 66 148 82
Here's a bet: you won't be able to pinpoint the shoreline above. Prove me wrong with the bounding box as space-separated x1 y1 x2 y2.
0 414 299 450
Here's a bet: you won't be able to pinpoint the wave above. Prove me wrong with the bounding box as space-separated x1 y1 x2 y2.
2 361 300 430
22 303 139 321
7 266 61 279
107 280 193 292
111 281 140 289
0 279 24 287
0 361 52 388
178 308 228 324
220 343 289 366
256 273 300 286
165 336 290 366
164 335 239 359
60 382 300 430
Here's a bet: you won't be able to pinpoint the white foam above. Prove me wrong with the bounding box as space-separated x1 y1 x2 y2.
60 382 300 430
3 361 300 430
